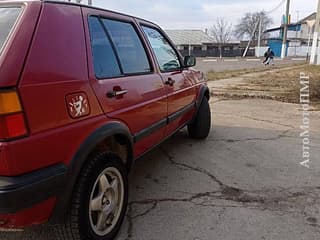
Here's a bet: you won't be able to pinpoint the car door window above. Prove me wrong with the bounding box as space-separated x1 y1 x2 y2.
88 16 121 79
142 26 181 72
102 19 151 74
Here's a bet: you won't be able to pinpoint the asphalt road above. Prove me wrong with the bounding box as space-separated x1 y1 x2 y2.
195 57 306 73
1 98 319 240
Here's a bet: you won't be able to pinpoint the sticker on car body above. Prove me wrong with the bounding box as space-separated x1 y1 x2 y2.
66 92 90 119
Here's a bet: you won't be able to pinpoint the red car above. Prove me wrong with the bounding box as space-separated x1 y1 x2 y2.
0 1 211 239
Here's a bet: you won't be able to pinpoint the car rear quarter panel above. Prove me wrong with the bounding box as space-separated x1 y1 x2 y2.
0 3 108 176
19 3 103 132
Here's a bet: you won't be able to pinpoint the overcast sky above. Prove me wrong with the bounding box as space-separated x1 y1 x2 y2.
91 0 317 30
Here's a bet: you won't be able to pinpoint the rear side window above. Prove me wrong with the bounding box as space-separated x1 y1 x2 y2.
102 19 151 74
88 17 121 78
88 16 151 79
0 7 22 54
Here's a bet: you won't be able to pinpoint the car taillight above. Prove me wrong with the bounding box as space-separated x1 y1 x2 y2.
0 90 27 140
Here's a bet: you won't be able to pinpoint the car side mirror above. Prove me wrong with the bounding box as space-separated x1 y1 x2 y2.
184 55 196 67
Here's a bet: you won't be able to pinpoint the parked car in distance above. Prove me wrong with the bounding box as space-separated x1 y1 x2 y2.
0 1 211 239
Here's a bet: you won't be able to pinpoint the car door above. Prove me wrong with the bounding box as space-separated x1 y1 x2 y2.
141 25 197 136
83 9 167 157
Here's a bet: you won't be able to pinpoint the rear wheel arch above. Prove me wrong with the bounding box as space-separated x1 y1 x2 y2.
50 121 133 223
69 121 134 174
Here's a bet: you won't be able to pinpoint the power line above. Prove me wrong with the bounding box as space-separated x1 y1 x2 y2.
266 0 286 14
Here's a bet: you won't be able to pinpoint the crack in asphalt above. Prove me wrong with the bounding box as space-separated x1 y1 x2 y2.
125 201 158 240
125 191 219 240
207 129 292 143
238 116 295 129
161 147 226 188
124 147 320 239
214 112 296 129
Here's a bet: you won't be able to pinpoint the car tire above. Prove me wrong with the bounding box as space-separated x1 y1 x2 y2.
58 152 128 240
187 97 211 139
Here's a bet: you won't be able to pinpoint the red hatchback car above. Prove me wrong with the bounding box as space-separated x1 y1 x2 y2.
0 1 211 239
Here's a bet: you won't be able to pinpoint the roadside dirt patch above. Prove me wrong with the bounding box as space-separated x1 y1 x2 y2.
246 65 320 106
208 64 320 110
206 63 304 81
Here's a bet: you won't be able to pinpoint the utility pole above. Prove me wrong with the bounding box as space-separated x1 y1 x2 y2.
257 15 262 57
281 0 290 59
243 20 259 57
310 0 320 64
295 11 299 56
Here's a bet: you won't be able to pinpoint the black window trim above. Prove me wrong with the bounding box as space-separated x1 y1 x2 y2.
140 24 184 73
88 14 154 80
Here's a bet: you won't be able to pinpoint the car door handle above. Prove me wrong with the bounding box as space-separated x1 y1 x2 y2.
106 89 128 98
165 78 175 86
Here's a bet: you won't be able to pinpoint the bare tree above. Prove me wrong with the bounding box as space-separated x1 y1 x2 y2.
235 11 273 41
209 18 233 58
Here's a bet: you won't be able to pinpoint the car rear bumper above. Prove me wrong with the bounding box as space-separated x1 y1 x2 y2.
0 164 67 214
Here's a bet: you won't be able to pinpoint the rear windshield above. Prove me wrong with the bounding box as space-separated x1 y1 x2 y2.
0 7 22 54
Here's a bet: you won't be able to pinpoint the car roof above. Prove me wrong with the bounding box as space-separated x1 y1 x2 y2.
1 0 159 28
43 0 157 26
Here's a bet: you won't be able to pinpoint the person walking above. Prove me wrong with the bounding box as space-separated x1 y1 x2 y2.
263 48 275 66
263 48 270 64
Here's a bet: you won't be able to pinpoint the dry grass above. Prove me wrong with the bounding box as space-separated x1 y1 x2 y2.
246 64 320 107
206 63 304 81
209 64 320 109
